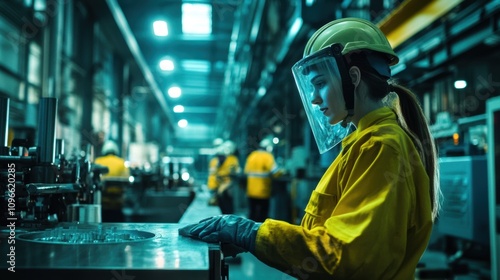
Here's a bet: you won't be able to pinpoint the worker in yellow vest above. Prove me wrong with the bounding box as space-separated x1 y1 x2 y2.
207 141 240 213
244 137 283 222
94 140 130 222
216 140 240 214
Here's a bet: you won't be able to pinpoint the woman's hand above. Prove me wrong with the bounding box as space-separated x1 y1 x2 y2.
178 215 261 253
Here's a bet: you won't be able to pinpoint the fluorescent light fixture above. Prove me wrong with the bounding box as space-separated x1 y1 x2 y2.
173 105 184 113
182 3 212 35
257 86 266 97
168 86 181 98
305 0 315 6
153 20 168 36
178 119 188 128
181 60 211 73
454 80 467 89
159 59 174 71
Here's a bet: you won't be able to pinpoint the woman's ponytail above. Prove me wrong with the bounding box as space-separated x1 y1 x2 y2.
389 82 441 221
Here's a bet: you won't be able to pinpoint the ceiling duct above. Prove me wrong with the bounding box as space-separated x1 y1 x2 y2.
216 0 353 139
300 0 338 28
215 0 268 138
105 0 175 133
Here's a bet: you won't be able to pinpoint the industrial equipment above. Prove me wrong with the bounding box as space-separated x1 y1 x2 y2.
0 222 225 279
0 97 227 279
0 97 105 228
438 156 488 244
488 96 500 280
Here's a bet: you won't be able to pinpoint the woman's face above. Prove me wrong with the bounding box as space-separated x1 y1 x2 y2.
308 67 347 125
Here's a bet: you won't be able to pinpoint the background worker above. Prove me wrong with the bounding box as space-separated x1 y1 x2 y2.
206 143 223 206
244 137 283 222
206 140 240 214
94 140 130 223
180 17 440 279
215 140 241 214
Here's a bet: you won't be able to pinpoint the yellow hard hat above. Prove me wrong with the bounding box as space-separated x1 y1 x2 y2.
303 18 399 65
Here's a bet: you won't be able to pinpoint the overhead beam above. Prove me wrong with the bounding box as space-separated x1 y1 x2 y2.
378 0 464 49
105 0 175 132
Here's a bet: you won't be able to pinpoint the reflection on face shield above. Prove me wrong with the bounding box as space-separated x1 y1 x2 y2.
307 67 343 110
292 46 355 154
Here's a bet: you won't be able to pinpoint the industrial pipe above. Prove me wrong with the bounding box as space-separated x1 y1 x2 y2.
55 139 64 156
0 97 9 147
26 183 80 195
37 98 58 164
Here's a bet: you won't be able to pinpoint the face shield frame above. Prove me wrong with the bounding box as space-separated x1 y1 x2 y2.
292 43 356 154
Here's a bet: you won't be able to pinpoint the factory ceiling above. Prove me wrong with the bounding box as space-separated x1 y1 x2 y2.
84 0 340 152
83 0 496 152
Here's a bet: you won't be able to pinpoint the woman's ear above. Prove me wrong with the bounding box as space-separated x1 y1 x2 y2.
349 66 361 87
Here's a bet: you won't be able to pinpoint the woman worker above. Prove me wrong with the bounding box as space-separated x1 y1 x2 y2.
179 17 440 279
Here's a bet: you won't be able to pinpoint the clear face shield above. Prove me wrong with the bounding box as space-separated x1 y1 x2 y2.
292 45 355 154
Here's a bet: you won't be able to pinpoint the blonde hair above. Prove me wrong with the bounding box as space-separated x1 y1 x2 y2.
386 83 441 221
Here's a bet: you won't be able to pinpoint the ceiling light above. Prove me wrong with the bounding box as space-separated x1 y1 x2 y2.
257 86 266 97
173 105 184 113
181 60 211 73
178 119 188 128
159 59 174 71
305 0 315 6
454 80 467 89
168 86 181 98
153 20 168 36
182 3 212 35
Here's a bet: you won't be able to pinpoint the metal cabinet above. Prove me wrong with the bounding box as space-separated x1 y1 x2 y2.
488 96 500 280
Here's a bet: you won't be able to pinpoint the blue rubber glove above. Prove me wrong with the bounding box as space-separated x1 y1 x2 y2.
179 215 261 253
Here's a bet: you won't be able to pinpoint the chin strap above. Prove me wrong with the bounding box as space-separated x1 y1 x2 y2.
340 111 353 128
331 44 355 118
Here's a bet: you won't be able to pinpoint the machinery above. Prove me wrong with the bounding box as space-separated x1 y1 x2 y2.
428 112 491 278
0 97 227 279
0 97 104 228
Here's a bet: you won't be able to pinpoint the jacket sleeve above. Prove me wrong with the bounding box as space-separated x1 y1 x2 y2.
254 140 415 279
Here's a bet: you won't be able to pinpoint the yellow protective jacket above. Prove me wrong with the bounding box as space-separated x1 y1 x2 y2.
254 107 433 279
244 150 281 199
95 154 129 209
207 155 240 191
207 156 221 191
95 155 129 178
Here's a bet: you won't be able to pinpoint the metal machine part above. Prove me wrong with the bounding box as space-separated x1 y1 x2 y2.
0 223 226 279
438 155 489 244
16 224 155 244
0 97 8 149
0 97 107 227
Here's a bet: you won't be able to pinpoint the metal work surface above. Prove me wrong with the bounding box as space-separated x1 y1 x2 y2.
0 223 217 279
179 190 222 224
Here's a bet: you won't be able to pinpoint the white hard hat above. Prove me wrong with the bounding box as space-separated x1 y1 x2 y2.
222 140 236 155
102 140 119 155
259 138 273 150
